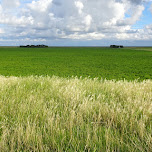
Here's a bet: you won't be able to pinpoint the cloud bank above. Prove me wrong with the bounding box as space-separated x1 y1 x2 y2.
0 0 152 45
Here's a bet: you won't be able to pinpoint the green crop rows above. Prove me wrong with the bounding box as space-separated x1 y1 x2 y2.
0 47 151 80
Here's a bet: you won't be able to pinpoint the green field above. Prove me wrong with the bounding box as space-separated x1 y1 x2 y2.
0 47 152 151
0 47 151 80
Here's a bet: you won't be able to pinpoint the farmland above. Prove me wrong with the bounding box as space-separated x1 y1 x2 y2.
0 47 151 80
0 47 152 151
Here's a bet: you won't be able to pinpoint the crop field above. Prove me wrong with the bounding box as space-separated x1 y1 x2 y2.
0 47 152 151
0 47 151 80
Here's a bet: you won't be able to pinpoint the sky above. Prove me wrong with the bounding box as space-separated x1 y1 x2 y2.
0 0 152 46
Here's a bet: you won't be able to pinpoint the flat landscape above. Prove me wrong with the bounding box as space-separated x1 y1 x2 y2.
0 47 151 80
0 47 152 151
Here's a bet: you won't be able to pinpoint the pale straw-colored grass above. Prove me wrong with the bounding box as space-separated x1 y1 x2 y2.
0 76 151 151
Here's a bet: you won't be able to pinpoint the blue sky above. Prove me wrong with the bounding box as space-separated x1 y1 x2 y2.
132 2 152 29
0 0 152 46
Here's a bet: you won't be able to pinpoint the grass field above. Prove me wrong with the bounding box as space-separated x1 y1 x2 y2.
0 47 152 151
0 47 151 80
0 76 152 151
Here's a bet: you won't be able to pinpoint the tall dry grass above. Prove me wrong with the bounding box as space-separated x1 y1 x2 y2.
0 76 152 151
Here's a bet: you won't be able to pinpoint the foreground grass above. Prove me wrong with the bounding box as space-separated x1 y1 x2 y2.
0 76 152 151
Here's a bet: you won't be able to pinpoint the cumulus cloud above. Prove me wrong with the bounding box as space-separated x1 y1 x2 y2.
117 0 148 5
75 1 84 14
1 0 20 9
0 0 151 45
28 0 52 12
0 28 4 34
124 0 142 4
117 5 144 25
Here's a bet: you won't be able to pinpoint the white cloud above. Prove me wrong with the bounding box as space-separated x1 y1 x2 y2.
28 0 52 12
62 32 105 40
0 28 4 34
0 0 151 45
75 1 84 14
117 5 144 25
1 0 20 9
